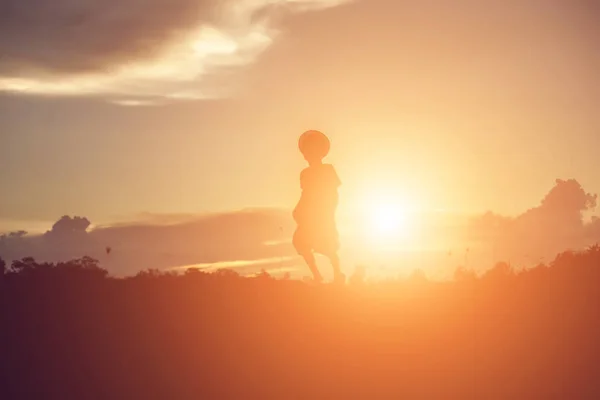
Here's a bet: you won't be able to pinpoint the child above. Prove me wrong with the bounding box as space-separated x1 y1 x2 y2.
293 130 345 284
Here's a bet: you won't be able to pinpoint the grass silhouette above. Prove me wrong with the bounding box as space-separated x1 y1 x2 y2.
1 246 600 399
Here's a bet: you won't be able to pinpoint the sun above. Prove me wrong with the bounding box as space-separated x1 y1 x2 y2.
371 203 407 238
363 194 415 246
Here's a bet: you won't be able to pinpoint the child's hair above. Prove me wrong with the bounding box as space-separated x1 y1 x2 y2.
298 130 330 160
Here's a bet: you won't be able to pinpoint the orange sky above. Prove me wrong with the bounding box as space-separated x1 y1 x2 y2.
1 0 599 232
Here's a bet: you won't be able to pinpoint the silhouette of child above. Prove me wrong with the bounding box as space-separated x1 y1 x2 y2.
293 130 344 284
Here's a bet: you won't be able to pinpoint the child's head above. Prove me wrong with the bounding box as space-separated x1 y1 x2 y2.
299 130 330 165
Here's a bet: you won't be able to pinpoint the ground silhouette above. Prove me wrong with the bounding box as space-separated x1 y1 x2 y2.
1 247 600 399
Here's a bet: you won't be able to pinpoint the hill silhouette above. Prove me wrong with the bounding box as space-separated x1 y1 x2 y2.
1 247 600 399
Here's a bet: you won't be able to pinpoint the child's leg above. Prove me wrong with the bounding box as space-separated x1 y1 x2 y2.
328 253 345 283
302 252 323 282
329 253 341 275
293 228 323 282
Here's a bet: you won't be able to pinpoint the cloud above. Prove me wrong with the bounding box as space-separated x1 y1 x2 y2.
0 208 297 276
0 0 351 103
169 255 297 273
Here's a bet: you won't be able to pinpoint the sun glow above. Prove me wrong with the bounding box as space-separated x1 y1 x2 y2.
371 203 408 238
360 192 418 249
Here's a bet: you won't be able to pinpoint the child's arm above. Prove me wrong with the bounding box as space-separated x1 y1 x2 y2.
293 169 308 222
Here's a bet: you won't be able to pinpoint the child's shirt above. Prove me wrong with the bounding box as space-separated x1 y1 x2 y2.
294 163 341 225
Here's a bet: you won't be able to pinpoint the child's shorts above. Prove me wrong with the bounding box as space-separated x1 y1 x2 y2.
292 221 339 258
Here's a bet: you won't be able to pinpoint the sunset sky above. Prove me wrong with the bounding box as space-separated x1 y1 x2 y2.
1 0 599 240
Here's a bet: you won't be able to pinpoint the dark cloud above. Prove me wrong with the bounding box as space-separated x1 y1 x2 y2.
0 0 218 77
0 0 350 101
